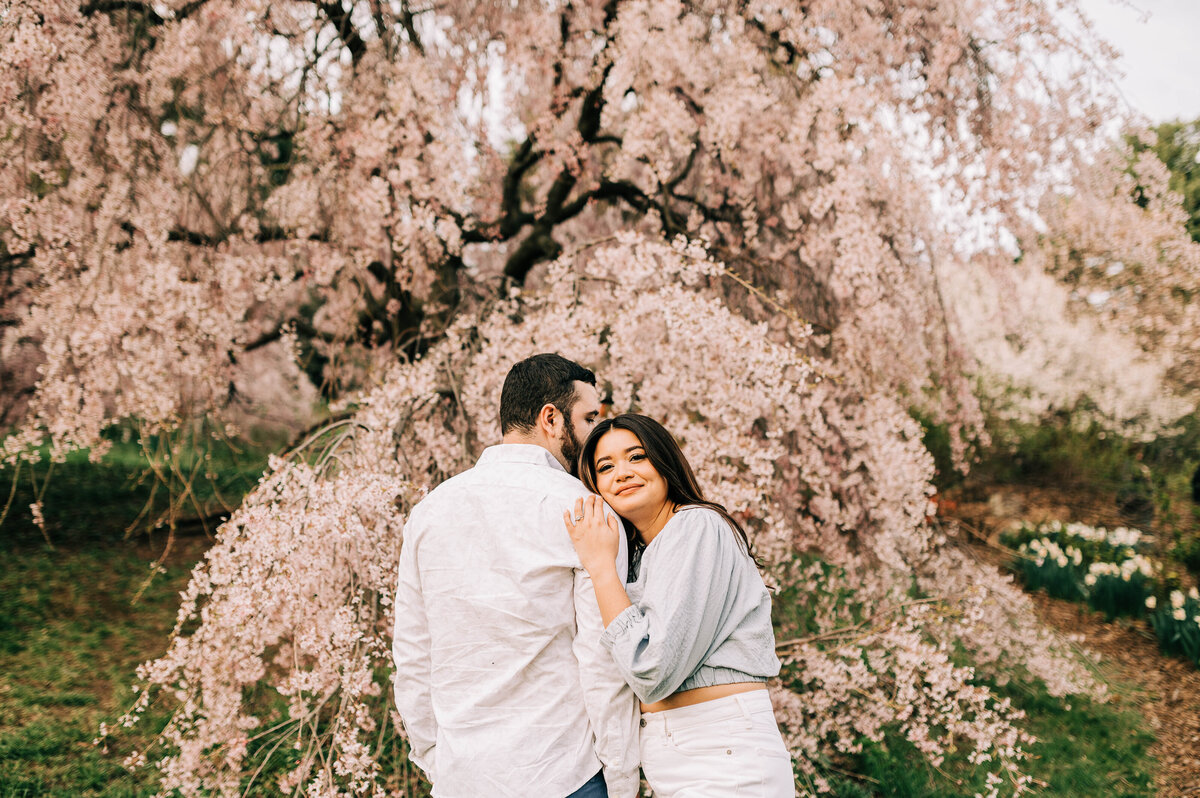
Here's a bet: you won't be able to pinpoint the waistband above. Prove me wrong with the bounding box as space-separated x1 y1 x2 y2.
677 665 768 694
640 690 775 734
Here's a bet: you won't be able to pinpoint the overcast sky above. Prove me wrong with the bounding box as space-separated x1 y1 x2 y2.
1074 0 1200 122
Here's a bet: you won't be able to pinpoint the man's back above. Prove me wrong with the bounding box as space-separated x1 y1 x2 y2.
392 444 638 798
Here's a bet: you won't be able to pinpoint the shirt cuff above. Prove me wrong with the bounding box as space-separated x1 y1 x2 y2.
599 604 642 650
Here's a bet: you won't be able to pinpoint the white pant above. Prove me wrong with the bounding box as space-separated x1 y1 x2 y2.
639 690 796 797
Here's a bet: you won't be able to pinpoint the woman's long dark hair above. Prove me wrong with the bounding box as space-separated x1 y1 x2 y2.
577 413 758 576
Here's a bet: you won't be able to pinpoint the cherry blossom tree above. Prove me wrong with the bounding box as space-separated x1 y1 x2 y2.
114 239 1096 795
8 0 1184 458
3 0 1197 794
950 140 1200 434
1135 118 1200 244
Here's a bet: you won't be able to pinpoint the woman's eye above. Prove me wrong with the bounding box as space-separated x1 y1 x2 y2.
597 464 612 474
629 453 645 461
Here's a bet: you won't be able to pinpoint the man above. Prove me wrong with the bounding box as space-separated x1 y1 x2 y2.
392 353 640 798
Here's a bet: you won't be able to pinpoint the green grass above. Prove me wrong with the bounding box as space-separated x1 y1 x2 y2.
0 534 434 798
813 679 1155 797
1004 682 1153 797
0 429 427 797
772 556 1157 797
0 428 280 796
0 540 203 797
1 429 278 547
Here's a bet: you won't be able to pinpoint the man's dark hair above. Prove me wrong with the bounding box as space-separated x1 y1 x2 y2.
499 354 596 435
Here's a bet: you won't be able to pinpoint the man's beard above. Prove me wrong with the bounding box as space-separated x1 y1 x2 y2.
560 414 584 477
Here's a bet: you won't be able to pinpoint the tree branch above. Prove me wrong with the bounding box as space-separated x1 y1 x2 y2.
316 0 368 65
81 0 164 24
459 137 541 243
166 224 325 247
1 247 35 272
397 0 426 54
578 65 616 143
242 318 334 353
743 10 811 69
81 0 207 23
167 228 220 247
499 138 541 237
503 228 564 282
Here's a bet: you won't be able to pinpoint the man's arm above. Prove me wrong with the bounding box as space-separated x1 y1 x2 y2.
391 523 438 781
571 518 641 798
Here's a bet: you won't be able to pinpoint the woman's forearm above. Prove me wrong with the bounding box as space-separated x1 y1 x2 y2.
589 567 633 628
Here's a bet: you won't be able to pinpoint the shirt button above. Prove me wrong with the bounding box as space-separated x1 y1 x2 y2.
639 719 646 728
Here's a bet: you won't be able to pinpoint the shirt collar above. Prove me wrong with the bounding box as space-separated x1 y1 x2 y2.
477 443 569 474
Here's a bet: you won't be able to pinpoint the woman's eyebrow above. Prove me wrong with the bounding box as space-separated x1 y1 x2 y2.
596 446 643 465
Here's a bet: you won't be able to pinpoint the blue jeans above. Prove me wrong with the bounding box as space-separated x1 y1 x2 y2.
566 770 606 798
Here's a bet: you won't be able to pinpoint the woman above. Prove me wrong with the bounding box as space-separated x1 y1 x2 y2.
563 414 794 797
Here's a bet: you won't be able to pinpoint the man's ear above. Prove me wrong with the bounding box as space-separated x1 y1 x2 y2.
535 403 560 436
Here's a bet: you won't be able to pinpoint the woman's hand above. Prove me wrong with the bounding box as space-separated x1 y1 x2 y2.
564 494 621 576
565 495 632 628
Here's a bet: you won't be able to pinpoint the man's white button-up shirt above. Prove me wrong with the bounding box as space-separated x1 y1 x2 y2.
392 444 640 798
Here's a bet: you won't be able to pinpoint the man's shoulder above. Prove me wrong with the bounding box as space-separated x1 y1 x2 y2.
409 460 592 512
529 465 593 499
463 455 594 500
408 468 476 515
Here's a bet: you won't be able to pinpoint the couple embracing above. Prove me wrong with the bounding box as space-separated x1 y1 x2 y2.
392 354 795 797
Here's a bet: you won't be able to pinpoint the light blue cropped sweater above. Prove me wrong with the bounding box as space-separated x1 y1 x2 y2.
598 506 780 705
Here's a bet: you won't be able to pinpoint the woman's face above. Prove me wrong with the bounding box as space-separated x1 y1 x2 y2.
592 428 670 521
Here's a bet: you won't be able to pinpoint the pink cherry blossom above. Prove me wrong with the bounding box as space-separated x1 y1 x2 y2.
4 0 1189 794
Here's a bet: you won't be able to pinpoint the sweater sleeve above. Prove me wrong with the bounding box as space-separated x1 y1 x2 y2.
598 510 738 704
